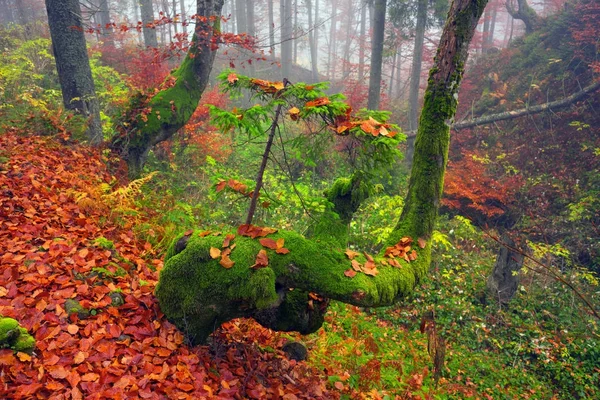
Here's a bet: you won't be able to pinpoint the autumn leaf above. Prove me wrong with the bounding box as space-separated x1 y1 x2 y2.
215 180 227 192
223 234 235 248
220 254 235 269
288 107 301 121
259 238 278 250
210 247 221 259
73 351 86 364
345 249 360 260
305 97 331 108
16 352 31 362
227 72 238 84
344 269 357 278
351 259 362 271
67 324 79 335
251 249 269 269
198 230 212 237
276 247 290 254
418 237 427 249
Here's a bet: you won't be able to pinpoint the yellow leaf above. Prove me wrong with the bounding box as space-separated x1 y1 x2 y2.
210 247 221 259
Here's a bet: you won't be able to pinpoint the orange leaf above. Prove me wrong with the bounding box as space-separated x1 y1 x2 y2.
184 229 194 236
345 249 360 260
210 247 221 259
288 107 301 121
73 351 86 364
227 73 238 84
251 249 269 269
220 255 235 269
334 381 344 390
417 238 427 249
215 180 226 192
305 97 330 108
351 260 362 271
16 352 31 362
223 234 235 248
49 366 68 379
276 247 290 255
198 230 212 237
276 238 285 249
67 324 79 335
344 269 357 278
259 238 278 250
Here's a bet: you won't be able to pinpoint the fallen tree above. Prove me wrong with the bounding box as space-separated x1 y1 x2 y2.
155 0 490 345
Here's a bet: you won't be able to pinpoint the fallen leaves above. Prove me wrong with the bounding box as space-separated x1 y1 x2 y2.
0 130 334 399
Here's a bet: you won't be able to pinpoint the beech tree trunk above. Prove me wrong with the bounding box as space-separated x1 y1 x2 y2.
120 0 225 177
281 0 293 79
505 0 539 34
367 0 386 110
405 0 427 166
98 0 114 47
235 0 246 33
156 0 490 345
307 0 319 81
46 0 103 145
358 0 367 81
268 0 275 55
140 0 158 47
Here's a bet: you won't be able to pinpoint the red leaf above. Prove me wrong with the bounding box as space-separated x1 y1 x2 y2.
251 249 269 269
259 238 278 250
344 269 357 278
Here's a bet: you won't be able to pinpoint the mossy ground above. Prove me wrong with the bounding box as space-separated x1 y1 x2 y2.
0 317 35 353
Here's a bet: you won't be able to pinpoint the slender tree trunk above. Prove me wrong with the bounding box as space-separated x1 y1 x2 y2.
281 0 293 79
367 0 386 110
405 0 427 166
172 0 178 34
395 43 402 97
358 0 367 81
235 0 246 33
482 8 490 53
293 0 298 64
330 0 338 79
307 0 319 81
98 0 114 47
487 5 497 48
120 0 225 177
315 0 319 72
342 0 353 78
140 0 158 47
180 0 187 35
327 0 336 79
132 0 143 44
268 0 275 55
46 0 103 144
389 46 397 98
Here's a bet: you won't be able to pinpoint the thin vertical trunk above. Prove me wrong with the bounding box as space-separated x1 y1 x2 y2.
342 0 353 78
358 0 367 81
388 46 397 98
405 0 427 166
327 0 337 79
46 0 103 144
235 0 246 33
98 0 114 46
281 0 293 78
247 0 255 74
307 0 319 81
293 0 298 64
140 0 158 47
315 0 319 71
173 0 178 34
180 0 187 35
482 8 490 53
487 6 497 48
395 43 402 98
132 0 143 44
367 0 386 110
268 0 275 55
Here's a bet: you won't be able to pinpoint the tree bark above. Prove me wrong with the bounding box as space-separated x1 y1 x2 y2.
367 0 386 110
120 0 225 177
358 0 367 81
140 0 158 47
46 0 103 145
235 0 246 33
156 0 490 344
98 0 114 47
405 0 428 166
505 0 539 34
487 232 524 304
268 0 275 55
307 0 319 81
281 0 293 79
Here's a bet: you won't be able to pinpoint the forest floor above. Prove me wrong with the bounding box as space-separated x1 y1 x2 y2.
0 130 338 399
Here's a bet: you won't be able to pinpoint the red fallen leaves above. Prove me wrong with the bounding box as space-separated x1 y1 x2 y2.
250 78 285 93
343 237 423 278
251 249 269 269
215 178 254 197
259 237 290 254
0 131 333 399
237 224 278 238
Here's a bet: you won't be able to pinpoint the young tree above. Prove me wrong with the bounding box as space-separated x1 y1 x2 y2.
280 0 293 79
367 0 387 109
156 0 490 344
45 0 103 144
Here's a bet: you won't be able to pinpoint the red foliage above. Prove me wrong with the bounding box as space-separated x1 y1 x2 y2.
0 130 334 399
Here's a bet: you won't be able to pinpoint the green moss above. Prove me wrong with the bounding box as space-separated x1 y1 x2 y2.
0 317 35 353
64 299 90 319
93 236 114 250
156 229 431 344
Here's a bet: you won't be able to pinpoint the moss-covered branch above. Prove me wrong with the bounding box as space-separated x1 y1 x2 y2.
156 0 489 344
122 0 225 178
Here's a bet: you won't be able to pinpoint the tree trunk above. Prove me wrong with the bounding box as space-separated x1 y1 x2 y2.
140 0 158 47
358 0 367 81
307 0 319 81
268 0 275 55
121 0 225 178
505 0 539 34
132 0 143 44
46 0 103 145
293 0 298 64
405 0 427 166
482 7 490 53
487 232 524 304
235 0 246 33
281 0 293 79
156 0 489 345
367 0 386 110
327 0 336 79
180 0 187 35
98 0 114 47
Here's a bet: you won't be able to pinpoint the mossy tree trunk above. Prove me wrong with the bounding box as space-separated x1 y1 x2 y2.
46 0 103 145
156 0 489 344
124 0 224 178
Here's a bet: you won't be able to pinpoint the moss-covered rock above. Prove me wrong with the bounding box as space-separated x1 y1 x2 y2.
64 299 90 319
0 317 35 353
